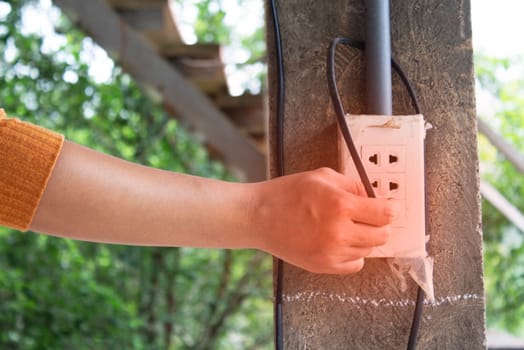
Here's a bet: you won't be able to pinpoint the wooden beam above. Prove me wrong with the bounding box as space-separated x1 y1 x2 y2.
106 0 165 10
216 93 266 135
215 93 263 108
161 43 221 60
170 58 227 94
478 118 524 175
481 180 524 233
161 3 182 43
118 8 163 31
140 4 183 46
266 0 484 348
54 0 265 181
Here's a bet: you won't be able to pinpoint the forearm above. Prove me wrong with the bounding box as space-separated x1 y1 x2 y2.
29 141 394 275
31 141 259 249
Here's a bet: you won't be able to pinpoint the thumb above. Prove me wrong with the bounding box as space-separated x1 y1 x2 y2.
346 194 397 226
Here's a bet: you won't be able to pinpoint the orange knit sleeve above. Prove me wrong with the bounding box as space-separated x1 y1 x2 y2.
0 109 65 231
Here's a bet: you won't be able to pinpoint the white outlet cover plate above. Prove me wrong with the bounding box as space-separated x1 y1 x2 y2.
339 114 427 258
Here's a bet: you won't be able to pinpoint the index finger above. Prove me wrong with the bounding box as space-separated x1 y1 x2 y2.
344 222 391 247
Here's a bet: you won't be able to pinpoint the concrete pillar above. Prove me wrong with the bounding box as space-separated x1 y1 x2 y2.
266 0 485 348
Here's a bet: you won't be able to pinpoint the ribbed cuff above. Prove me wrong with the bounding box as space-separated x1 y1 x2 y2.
0 109 65 231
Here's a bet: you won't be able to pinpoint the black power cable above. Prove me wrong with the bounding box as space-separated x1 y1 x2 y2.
327 37 375 198
268 0 285 349
327 37 425 350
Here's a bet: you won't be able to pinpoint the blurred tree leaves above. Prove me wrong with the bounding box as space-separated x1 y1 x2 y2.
476 53 524 335
0 0 272 348
194 0 230 44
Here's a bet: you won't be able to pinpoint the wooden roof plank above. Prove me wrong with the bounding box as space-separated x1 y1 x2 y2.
481 180 524 233
161 3 182 43
53 0 266 181
478 118 524 175
106 0 165 9
214 93 266 136
170 58 227 94
161 43 221 60
118 8 163 31
108 1 183 45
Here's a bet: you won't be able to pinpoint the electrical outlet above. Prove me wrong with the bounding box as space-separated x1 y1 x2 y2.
362 145 405 173
338 114 427 258
369 174 405 199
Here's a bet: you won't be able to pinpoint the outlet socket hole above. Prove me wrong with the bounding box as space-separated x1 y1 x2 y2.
389 154 398 164
372 181 379 188
369 154 378 165
389 182 399 191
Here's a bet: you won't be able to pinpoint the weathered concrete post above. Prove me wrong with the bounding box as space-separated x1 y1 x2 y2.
266 0 485 348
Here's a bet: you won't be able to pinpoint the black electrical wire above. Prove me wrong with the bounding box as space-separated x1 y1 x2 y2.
407 286 425 350
327 37 375 198
270 2 285 178
391 59 421 114
268 0 284 349
327 37 425 350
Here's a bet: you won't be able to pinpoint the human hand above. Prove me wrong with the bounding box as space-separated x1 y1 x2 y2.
249 167 395 274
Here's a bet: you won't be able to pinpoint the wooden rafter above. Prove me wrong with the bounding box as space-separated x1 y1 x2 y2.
53 0 265 181
161 43 221 60
478 118 524 232
481 180 524 233
105 0 165 9
478 118 524 175
118 8 164 31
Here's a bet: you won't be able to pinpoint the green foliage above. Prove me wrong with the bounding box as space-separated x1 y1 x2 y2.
476 53 524 335
474 54 511 96
0 229 144 349
194 0 231 44
0 0 272 348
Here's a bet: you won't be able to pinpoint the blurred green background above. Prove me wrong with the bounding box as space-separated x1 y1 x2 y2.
1 0 523 348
